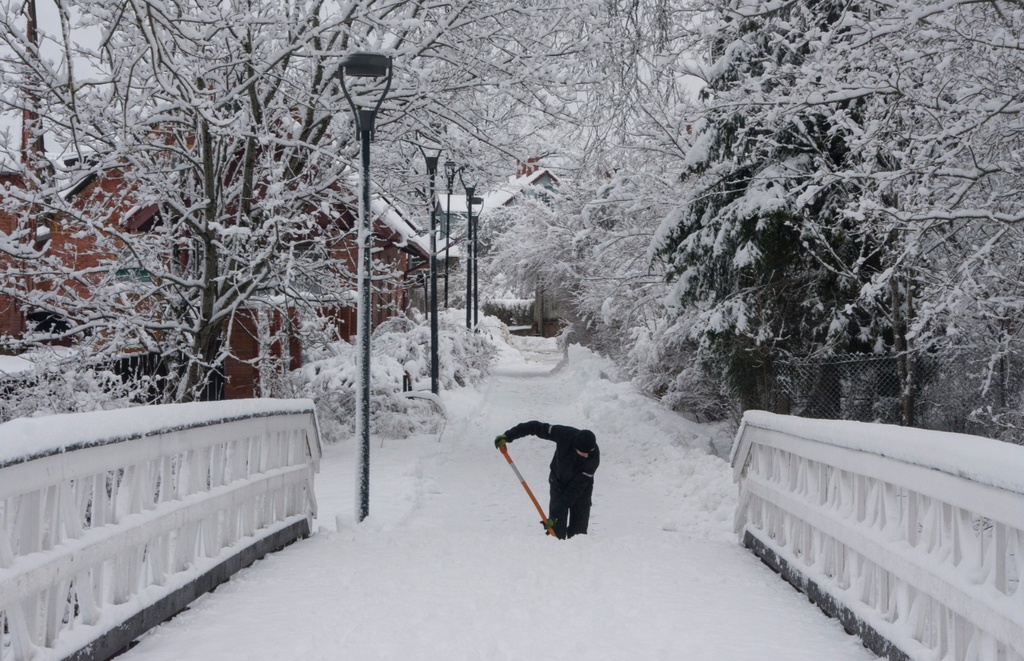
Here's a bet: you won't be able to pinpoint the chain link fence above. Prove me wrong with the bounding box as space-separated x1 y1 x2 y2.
774 351 1024 444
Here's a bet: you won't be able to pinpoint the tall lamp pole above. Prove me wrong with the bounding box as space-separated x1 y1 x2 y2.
419 140 441 396
443 160 459 308
338 51 393 523
461 180 475 330
472 196 484 329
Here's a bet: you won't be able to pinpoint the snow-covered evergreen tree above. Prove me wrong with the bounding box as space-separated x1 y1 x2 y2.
644 0 882 409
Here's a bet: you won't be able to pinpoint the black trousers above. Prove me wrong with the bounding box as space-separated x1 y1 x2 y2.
549 482 592 539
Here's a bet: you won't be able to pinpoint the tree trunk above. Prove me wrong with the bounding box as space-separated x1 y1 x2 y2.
891 276 915 427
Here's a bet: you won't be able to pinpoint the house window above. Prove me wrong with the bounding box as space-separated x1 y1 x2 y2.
442 211 466 238
34 224 51 250
291 244 329 295
27 310 70 335
115 267 152 283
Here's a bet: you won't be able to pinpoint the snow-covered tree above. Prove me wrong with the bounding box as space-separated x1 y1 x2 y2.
648 0 888 410
831 0 1024 428
0 0 604 404
482 0 733 416
638 0 1024 422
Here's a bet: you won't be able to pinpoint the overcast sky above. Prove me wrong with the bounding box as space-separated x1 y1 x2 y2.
1 0 104 169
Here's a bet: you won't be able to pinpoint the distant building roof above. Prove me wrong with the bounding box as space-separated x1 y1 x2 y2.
438 167 559 215
483 168 558 209
370 191 429 260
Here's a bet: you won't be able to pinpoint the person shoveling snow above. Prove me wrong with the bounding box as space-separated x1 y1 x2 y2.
495 421 600 539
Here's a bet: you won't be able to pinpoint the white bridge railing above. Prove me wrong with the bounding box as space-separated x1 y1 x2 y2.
0 399 321 661
732 411 1024 661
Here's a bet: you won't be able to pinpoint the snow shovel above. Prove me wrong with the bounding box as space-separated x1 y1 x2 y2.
498 445 558 537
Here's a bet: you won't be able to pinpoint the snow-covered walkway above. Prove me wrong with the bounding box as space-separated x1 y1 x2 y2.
120 334 877 661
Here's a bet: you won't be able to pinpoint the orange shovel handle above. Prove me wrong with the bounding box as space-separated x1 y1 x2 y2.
499 445 557 537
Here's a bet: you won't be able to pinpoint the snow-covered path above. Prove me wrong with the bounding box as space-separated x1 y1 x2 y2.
120 334 876 661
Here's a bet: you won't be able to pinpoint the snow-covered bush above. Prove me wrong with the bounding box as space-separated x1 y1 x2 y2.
294 310 497 442
0 353 139 422
626 320 734 424
482 298 534 329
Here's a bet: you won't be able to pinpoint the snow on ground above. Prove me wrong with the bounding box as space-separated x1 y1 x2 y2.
120 332 876 661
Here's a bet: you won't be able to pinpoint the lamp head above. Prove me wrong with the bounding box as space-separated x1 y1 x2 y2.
458 167 476 195
443 160 460 188
338 52 393 137
418 135 442 172
339 52 392 78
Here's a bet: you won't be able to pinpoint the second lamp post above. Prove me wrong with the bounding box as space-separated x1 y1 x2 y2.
419 141 441 396
443 160 459 309
460 174 483 330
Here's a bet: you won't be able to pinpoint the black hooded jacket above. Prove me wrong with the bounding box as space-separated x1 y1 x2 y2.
503 420 600 507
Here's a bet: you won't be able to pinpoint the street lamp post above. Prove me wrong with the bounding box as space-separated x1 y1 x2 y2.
443 160 459 308
472 196 484 329
462 181 475 329
419 141 441 396
338 51 393 523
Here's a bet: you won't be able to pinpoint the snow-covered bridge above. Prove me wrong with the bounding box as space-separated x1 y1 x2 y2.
1 335 1022 661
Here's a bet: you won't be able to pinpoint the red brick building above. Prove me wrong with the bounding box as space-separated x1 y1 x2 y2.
0 165 429 399
0 172 27 340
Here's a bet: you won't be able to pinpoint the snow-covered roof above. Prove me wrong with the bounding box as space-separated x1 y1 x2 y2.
325 168 427 261
0 355 34 376
483 168 558 209
53 159 428 259
436 167 558 215
369 192 429 258
440 189 477 215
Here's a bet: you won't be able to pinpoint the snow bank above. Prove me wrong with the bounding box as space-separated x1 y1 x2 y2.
0 354 34 375
547 342 738 540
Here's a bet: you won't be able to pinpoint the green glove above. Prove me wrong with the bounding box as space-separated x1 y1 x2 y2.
542 517 557 531
494 434 507 449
